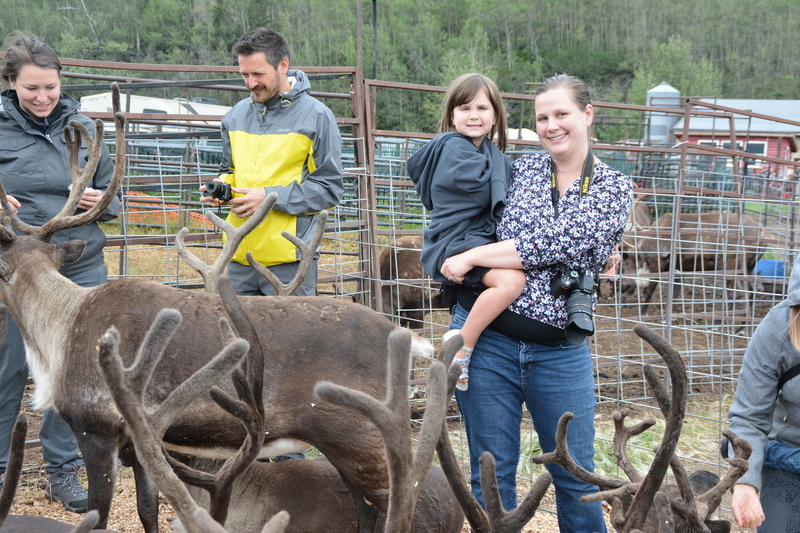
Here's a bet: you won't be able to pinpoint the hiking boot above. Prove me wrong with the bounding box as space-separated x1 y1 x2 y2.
45 464 88 513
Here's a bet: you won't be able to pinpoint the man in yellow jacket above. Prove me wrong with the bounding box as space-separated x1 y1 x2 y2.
202 27 343 297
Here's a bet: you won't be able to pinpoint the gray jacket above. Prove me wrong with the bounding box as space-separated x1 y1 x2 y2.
218 69 343 267
0 90 120 273
728 256 800 490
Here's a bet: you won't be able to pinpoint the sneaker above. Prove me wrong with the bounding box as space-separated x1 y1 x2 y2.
443 329 471 391
46 464 88 513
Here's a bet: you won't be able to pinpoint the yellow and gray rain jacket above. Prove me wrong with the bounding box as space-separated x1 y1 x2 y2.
219 69 343 267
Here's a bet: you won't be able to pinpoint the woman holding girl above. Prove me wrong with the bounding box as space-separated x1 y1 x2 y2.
439 74 632 532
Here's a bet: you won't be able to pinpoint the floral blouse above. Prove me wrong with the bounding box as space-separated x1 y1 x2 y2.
497 153 633 328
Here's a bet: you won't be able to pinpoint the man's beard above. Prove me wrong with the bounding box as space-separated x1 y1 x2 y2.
252 84 279 104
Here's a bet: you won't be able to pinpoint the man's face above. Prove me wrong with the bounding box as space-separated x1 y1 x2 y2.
238 52 289 104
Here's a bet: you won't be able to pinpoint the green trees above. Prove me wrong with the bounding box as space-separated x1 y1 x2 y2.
2 0 797 133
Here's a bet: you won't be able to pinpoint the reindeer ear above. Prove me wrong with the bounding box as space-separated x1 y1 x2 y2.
54 240 87 266
0 221 15 244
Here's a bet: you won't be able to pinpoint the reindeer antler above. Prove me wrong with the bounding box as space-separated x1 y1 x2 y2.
176 193 278 294
315 327 450 533
532 324 750 533
245 209 328 296
177 194 329 296
0 413 26 527
433 334 553 533
97 306 250 533
165 275 267 526
0 83 126 243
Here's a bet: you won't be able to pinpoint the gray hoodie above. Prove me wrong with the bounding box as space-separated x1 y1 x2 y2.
407 132 510 282
728 256 800 490
0 90 120 274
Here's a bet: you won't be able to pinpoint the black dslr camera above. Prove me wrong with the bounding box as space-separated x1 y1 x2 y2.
550 267 597 345
204 180 232 202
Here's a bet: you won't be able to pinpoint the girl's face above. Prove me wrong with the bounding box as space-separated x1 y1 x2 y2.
9 64 61 120
452 89 496 149
534 87 593 162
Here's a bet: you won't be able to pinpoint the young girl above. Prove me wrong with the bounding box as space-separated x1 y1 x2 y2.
408 73 526 391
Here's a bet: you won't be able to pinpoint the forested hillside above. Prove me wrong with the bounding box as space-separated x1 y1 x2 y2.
1 0 796 132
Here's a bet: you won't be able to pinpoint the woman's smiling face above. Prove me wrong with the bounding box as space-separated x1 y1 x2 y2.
10 64 61 120
534 87 594 162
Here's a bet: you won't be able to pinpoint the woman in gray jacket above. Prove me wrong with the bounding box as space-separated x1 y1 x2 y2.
0 31 119 513
728 255 800 531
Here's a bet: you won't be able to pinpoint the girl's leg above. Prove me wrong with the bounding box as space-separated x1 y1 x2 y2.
452 268 526 389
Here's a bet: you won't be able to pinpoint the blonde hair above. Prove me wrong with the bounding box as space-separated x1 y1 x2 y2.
438 73 508 152
790 305 800 352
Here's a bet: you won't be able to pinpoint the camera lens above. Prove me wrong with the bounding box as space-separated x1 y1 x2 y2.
564 291 594 345
204 181 232 202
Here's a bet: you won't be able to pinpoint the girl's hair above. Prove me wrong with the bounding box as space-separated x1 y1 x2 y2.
533 73 594 140
438 73 508 152
1 31 62 86
790 305 800 352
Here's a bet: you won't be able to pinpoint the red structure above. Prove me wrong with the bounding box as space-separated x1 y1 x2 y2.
674 99 800 177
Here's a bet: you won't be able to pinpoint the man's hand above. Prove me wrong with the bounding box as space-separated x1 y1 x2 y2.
731 483 765 528
228 187 267 219
199 180 223 207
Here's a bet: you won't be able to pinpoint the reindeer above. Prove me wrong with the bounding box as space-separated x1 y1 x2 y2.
94 287 462 533
619 212 772 313
532 324 751 533
378 235 443 328
0 84 432 532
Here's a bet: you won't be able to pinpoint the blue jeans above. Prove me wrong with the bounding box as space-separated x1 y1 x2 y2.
452 304 606 533
764 439 800 475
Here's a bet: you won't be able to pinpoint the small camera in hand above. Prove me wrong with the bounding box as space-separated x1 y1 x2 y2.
550 266 597 345
204 181 232 202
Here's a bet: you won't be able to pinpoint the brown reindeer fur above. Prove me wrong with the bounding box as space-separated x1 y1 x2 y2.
379 236 443 328
619 212 772 311
176 457 463 533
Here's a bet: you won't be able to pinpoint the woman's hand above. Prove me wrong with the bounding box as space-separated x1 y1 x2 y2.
78 187 102 210
441 240 524 283
731 484 765 528
441 252 474 284
1 194 20 213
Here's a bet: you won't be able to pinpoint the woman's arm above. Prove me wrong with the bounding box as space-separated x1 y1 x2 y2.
440 239 522 282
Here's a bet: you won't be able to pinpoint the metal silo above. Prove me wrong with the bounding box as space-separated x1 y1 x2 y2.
646 81 681 145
